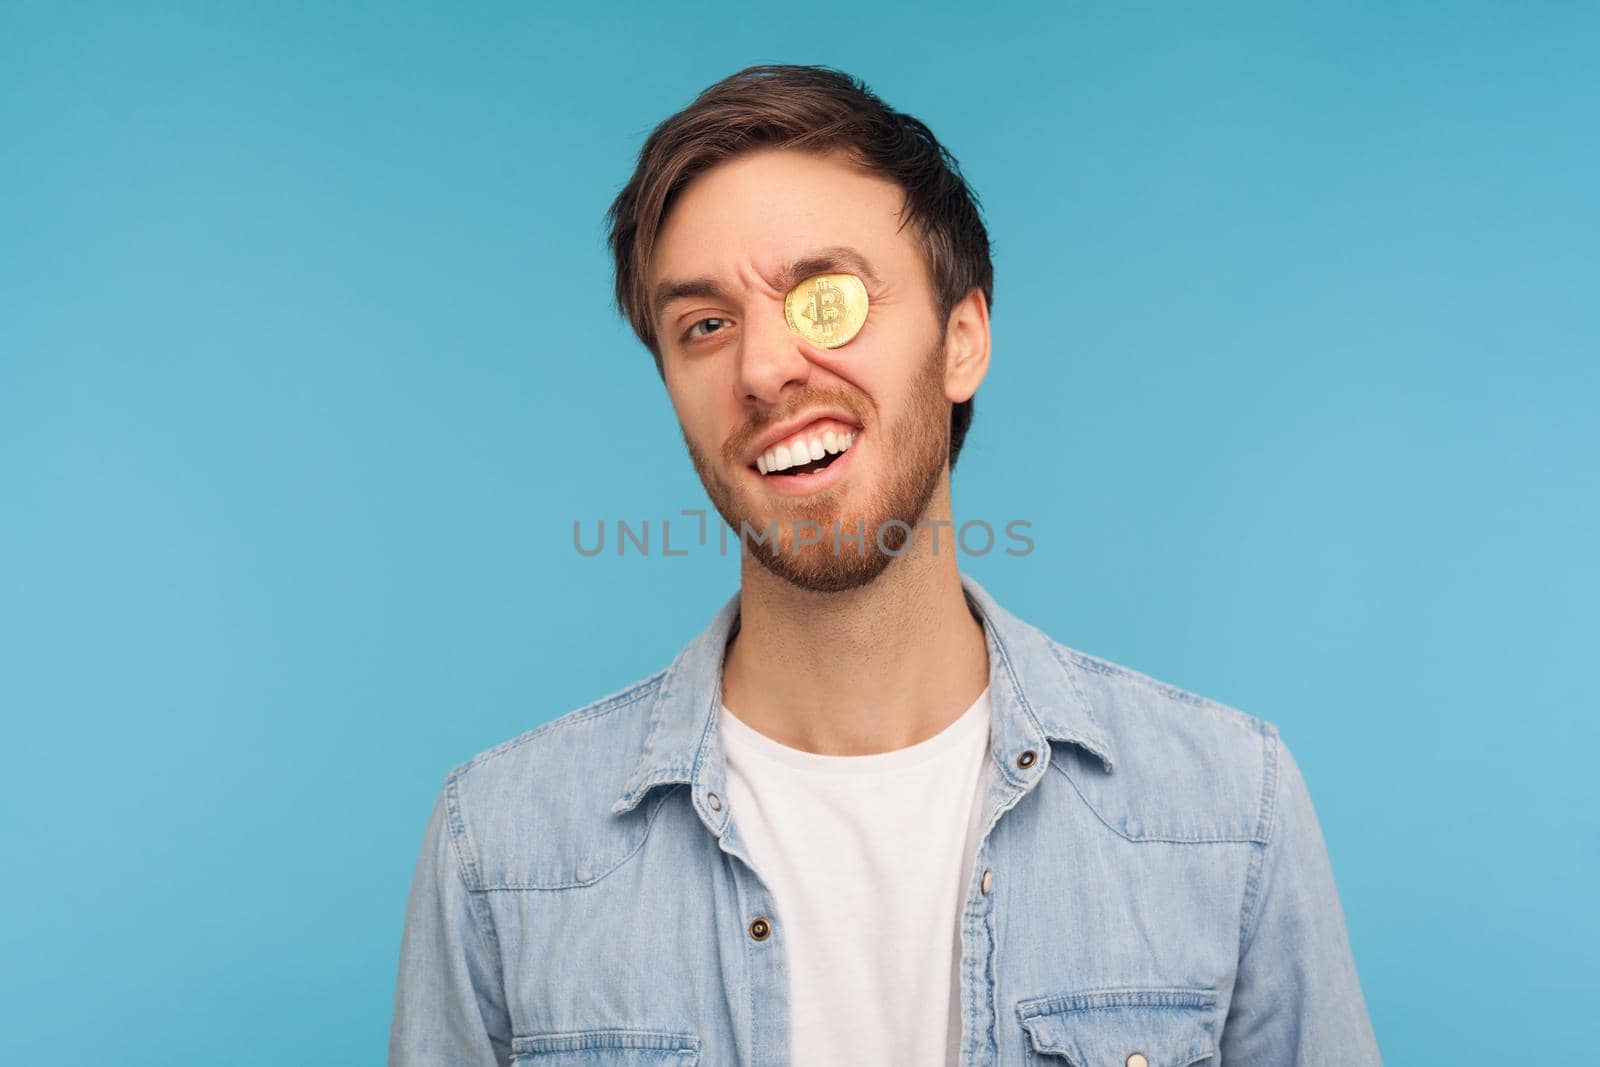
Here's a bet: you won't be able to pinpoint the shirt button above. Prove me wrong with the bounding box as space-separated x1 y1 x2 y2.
748 917 771 941
706 791 722 812
1126 1053 1148 1067
980 869 992 894
1016 749 1037 769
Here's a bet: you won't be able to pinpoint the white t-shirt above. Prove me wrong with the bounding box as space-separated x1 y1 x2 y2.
717 687 993 1067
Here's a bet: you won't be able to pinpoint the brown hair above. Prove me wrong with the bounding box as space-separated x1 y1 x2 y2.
604 64 993 471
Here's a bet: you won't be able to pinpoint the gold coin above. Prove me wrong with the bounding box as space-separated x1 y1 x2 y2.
783 272 869 349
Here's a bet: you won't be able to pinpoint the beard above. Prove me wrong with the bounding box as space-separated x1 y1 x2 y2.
682 340 951 593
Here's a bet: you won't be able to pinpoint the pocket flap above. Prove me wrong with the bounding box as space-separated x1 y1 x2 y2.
1016 988 1217 1066
511 1028 700 1064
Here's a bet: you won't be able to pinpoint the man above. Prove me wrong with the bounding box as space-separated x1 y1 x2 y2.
389 65 1381 1066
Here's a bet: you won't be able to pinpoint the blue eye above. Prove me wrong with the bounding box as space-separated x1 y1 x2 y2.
685 317 731 342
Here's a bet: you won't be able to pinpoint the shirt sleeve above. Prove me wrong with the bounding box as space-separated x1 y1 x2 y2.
1219 733 1383 1065
388 779 513 1067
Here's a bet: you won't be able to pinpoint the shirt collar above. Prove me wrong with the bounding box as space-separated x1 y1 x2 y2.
611 571 1116 821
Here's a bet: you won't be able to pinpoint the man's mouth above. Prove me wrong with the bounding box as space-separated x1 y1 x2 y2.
751 420 858 478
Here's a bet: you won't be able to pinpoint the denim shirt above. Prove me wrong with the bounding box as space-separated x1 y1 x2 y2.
389 573 1382 1066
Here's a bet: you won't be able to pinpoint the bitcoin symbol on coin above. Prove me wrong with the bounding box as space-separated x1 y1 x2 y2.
803 278 846 338
783 272 869 349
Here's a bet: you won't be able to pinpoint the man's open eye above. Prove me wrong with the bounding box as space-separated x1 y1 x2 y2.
684 317 732 342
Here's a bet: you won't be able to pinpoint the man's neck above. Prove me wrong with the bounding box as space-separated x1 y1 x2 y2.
719 508 991 757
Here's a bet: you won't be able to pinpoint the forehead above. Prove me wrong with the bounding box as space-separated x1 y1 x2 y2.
647 148 917 294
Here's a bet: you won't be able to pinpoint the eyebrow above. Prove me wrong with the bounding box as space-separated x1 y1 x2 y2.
651 245 884 332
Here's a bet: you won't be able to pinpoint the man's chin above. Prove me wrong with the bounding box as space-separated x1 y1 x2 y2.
746 538 896 594
725 510 858 558
726 482 856 535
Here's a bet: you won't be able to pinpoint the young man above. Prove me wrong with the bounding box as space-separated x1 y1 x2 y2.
389 65 1381 1066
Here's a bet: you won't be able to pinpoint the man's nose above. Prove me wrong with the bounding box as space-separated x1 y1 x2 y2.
735 299 812 405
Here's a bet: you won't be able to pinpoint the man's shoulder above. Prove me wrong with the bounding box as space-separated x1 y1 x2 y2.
448 669 668 787
1050 635 1278 754
1044 636 1282 845
435 669 671 890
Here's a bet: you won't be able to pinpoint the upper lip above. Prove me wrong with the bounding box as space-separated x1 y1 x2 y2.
744 410 863 466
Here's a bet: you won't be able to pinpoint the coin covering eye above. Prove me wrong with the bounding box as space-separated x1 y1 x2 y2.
783 272 869 349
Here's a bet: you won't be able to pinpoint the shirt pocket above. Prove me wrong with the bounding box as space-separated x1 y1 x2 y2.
510 1028 701 1065
1015 987 1217 1066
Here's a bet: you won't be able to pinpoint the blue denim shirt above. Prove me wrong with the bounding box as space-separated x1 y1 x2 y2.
389 573 1381 1065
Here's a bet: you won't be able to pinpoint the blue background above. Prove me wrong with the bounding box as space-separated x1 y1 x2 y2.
3 2 1595 1062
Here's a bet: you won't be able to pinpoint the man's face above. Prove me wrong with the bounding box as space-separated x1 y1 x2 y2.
647 147 956 592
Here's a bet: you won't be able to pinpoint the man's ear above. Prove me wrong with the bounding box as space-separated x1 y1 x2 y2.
943 288 991 404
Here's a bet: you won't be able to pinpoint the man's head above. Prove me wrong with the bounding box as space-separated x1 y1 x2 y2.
605 65 993 591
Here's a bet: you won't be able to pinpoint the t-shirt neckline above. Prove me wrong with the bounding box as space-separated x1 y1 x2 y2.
718 686 992 775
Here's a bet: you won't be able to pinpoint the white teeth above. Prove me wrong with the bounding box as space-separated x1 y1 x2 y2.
757 426 859 474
